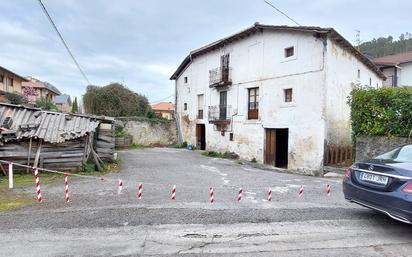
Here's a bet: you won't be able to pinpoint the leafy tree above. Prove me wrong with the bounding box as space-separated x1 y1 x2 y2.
35 97 57 110
360 32 412 58
83 83 152 117
71 97 78 113
5 92 25 105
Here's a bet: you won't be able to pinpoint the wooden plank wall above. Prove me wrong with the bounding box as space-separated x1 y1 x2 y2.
97 126 115 160
0 138 85 171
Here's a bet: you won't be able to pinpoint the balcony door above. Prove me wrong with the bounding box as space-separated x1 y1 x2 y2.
221 54 230 82
219 91 227 120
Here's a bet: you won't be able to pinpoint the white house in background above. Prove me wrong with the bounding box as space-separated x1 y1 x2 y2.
372 51 412 87
170 23 385 175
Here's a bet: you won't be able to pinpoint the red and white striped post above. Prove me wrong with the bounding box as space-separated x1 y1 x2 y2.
237 188 243 202
267 188 272 201
171 185 176 200
209 187 214 204
298 185 304 198
137 183 143 199
326 184 331 197
118 179 123 194
34 168 42 203
8 162 13 189
64 173 70 203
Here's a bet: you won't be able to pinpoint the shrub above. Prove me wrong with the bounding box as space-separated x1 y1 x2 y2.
349 86 412 137
83 83 152 117
35 97 57 110
5 92 25 105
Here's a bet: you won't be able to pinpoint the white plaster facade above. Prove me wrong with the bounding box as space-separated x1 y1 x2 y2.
172 24 384 175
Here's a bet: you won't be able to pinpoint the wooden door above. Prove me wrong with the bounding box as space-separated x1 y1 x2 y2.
219 91 227 120
265 129 276 165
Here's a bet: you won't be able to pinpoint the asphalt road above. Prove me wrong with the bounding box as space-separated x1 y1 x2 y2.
1 148 411 256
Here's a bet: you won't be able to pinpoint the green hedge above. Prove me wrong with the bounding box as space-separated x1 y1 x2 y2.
349 86 412 137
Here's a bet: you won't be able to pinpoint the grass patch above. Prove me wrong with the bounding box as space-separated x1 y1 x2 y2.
0 172 61 189
0 189 31 212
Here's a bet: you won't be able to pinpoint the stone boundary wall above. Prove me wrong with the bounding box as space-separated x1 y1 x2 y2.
355 136 411 162
116 117 178 146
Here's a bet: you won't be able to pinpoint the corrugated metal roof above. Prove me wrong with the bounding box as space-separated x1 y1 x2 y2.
0 103 113 144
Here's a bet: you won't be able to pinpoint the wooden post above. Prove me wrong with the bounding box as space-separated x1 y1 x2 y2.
8 163 13 189
26 137 33 174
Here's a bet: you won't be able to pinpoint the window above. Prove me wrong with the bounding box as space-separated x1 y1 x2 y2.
0 75 3 83
183 103 187 111
285 47 294 58
357 69 360 79
229 133 234 141
184 77 188 83
284 88 293 102
248 87 259 120
197 94 204 119
369 78 372 86
9 78 13 87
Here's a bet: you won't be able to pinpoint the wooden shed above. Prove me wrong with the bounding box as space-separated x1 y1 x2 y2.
0 103 115 172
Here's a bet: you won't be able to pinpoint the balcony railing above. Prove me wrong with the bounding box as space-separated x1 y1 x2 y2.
208 105 231 124
209 67 232 88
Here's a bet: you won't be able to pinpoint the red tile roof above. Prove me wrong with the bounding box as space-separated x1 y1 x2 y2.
372 51 412 66
151 102 175 111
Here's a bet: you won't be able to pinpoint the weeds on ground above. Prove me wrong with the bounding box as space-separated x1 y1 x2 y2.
173 141 188 148
0 190 31 212
202 151 239 160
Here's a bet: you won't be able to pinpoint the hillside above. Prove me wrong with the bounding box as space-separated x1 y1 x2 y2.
360 33 412 58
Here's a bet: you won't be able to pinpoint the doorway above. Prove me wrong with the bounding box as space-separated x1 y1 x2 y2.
196 124 206 150
265 128 289 168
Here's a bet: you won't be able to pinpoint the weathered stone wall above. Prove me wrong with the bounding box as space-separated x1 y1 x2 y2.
116 117 178 146
355 136 412 162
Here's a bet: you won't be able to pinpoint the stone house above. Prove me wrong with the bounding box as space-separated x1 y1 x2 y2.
22 77 61 104
151 102 175 120
55 94 72 112
0 66 28 101
171 23 385 175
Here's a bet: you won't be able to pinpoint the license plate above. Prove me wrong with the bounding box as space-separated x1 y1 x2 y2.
360 172 388 185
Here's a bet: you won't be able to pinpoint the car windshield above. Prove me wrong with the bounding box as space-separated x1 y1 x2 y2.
375 144 412 163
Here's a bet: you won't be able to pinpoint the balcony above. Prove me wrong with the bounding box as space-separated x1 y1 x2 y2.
208 105 231 124
209 67 232 88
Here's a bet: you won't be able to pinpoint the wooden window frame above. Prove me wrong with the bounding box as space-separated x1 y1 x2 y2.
184 77 188 83
284 88 293 103
248 87 259 120
183 103 187 111
285 47 294 58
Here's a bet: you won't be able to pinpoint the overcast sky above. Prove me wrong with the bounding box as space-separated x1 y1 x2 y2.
0 0 411 102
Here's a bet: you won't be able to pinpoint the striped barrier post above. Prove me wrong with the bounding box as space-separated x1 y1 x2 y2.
210 187 214 204
298 185 304 198
267 188 272 201
137 183 143 199
237 188 243 202
64 173 70 203
34 168 43 203
171 185 176 200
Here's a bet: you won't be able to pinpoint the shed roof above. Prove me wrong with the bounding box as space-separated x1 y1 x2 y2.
372 51 412 66
170 23 385 80
0 103 113 144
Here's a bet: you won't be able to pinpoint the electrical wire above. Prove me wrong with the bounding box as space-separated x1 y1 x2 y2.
263 0 301 26
37 0 91 85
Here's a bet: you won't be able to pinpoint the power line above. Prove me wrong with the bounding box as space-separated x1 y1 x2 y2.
37 0 91 85
150 94 174 104
263 0 301 26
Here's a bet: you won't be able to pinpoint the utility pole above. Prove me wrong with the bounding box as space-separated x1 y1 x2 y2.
355 30 361 51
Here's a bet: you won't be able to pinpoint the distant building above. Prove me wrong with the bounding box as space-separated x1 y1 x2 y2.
22 77 61 103
372 51 412 87
151 102 175 120
55 94 72 112
0 66 28 101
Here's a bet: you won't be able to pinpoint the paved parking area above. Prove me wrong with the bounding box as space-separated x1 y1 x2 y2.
0 148 411 256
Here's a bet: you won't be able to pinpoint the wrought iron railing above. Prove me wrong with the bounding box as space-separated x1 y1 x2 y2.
208 105 231 122
209 67 232 87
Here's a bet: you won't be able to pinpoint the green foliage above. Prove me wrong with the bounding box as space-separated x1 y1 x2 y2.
71 97 78 113
360 32 412 58
35 97 57 110
174 141 188 148
349 86 412 137
114 125 128 138
83 83 152 117
202 151 239 160
5 92 24 105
